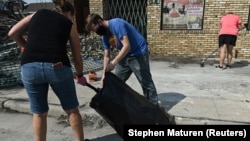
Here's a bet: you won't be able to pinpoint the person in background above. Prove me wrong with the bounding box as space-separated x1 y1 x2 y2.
8 0 87 141
217 12 245 69
85 13 159 106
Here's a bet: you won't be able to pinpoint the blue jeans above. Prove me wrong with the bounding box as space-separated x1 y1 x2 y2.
114 52 158 105
21 62 79 114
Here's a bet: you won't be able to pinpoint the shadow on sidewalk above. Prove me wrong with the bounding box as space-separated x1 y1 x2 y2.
231 60 250 68
158 92 186 112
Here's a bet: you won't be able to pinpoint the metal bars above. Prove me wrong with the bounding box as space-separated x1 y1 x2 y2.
103 0 147 38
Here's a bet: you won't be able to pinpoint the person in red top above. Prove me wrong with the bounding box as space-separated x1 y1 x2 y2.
217 12 245 69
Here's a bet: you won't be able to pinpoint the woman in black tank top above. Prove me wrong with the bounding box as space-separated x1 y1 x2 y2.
8 0 88 140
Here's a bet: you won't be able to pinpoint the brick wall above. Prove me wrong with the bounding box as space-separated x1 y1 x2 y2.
89 0 250 59
89 0 103 18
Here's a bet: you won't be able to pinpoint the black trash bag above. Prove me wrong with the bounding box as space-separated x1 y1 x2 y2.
89 72 175 138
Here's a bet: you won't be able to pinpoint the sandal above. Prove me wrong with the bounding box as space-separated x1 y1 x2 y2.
215 65 226 70
226 64 231 68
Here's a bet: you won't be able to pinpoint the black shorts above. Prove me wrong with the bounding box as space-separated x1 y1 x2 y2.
219 34 237 47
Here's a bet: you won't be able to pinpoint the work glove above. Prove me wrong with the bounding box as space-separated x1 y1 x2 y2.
76 76 87 86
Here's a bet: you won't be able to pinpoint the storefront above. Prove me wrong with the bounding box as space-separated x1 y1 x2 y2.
88 0 250 59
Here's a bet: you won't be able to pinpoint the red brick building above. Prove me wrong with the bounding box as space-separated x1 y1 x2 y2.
87 0 250 59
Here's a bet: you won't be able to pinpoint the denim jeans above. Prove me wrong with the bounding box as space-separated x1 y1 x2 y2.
21 62 79 114
114 52 158 105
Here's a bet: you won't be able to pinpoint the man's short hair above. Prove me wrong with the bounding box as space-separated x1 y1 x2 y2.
85 13 103 32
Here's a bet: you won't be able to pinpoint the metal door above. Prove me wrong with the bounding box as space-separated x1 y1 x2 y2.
103 0 147 39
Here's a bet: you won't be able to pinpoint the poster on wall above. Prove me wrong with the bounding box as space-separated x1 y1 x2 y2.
161 0 205 30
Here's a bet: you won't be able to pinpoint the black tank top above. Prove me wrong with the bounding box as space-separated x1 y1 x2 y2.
21 9 73 67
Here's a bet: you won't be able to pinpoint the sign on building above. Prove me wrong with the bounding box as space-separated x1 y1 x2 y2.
161 0 205 30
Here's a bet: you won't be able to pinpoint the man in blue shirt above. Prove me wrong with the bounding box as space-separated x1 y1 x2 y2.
86 14 159 106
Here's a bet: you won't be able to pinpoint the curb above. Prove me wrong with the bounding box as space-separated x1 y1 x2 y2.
2 98 248 125
0 98 95 117
0 98 8 109
0 98 113 130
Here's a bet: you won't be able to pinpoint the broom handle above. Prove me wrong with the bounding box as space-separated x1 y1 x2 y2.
204 47 219 61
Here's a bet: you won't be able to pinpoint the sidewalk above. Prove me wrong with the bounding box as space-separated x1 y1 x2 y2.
1 58 250 125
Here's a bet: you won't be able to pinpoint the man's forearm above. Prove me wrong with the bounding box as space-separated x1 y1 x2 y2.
111 45 130 65
103 57 110 73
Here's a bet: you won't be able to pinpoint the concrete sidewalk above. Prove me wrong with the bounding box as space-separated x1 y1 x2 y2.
1 58 250 125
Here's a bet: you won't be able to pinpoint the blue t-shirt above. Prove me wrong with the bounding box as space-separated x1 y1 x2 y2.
102 18 147 57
